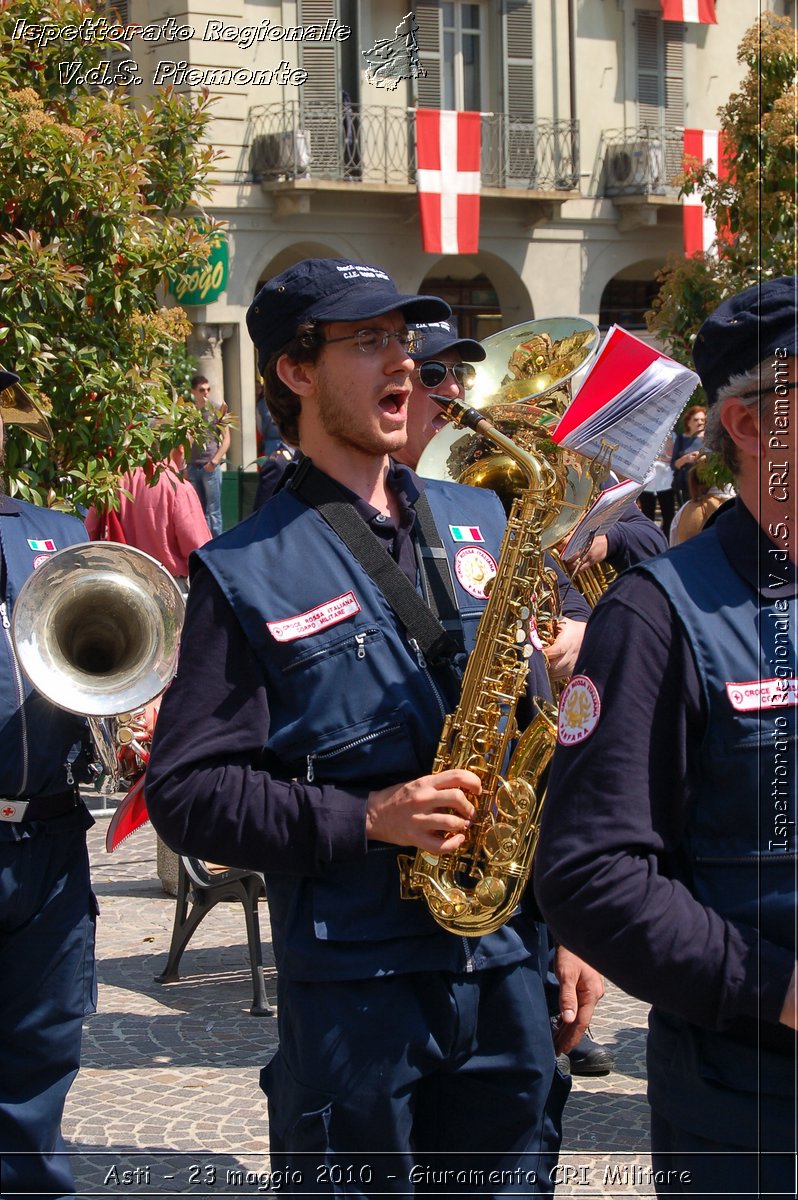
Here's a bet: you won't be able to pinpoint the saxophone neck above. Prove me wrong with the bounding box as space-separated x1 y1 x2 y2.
428 394 554 496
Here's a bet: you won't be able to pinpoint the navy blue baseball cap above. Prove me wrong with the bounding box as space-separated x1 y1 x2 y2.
247 258 451 374
693 276 798 404
408 318 486 363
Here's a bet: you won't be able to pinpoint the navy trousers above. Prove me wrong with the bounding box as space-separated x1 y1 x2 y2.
0 807 97 1200
651 1110 797 1199
261 958 570 1197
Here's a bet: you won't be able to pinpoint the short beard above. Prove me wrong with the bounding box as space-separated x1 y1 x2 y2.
314 359 406 459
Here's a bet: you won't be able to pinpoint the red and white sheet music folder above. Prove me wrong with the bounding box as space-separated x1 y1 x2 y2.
552 325 700 484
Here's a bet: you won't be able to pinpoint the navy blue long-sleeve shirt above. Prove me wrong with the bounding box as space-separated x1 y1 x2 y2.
534 499 796 1033
146 462 585 876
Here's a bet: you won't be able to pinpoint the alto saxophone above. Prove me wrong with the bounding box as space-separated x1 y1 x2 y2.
399 396 565 936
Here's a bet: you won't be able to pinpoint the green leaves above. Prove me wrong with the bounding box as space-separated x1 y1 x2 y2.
0 0 223 511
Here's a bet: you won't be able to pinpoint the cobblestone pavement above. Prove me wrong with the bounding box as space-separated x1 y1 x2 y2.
62 814 657 1198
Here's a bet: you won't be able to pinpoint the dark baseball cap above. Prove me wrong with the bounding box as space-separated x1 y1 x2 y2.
247 258 451 374
693 276 798 404
0 365 53 440
408 318 486 363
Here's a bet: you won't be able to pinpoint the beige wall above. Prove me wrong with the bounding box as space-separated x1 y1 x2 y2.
125 0 786 468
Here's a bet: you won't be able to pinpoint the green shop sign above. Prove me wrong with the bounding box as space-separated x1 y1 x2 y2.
170 227 228 305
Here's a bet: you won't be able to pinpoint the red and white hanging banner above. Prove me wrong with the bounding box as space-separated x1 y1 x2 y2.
682 128 730 257
415 109 481 255
661 0 716 22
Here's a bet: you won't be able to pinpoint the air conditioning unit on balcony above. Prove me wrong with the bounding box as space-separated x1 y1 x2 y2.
250 131 311 181
605 140 663 195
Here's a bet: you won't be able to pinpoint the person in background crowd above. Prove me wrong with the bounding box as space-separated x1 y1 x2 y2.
187 374 230 537
146 258 604 1196
256 386 283 459
251 442 298 513
0 366 97 1199
534 277 798 1198
85 447 211 594
639 441 675 539
670 404 707 507
668 457 735 548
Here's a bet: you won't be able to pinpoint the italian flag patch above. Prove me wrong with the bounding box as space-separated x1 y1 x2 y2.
449 525 483 543
27 538 57 552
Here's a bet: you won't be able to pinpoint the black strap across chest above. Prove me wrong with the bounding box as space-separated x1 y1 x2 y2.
288 457 462 666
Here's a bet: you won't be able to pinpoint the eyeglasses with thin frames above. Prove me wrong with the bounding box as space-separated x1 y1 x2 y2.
321 329 424 356
416 360 477 391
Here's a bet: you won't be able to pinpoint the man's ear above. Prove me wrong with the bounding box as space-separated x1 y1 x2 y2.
719 396 763 460
275 354 316 397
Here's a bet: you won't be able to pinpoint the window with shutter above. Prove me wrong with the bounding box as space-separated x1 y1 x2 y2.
413 4 442 107
414 3 484 110
298 0 343 176
503 0 535 185
636 10 684 182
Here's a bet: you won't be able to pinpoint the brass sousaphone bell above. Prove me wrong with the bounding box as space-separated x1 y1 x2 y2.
416 316 602 549
11 542 184 783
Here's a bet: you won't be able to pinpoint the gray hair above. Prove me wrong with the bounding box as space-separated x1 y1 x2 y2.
705 358 774 473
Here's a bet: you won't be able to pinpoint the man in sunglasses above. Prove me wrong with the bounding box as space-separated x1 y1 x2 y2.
147 258 602 1196
394 317 485 473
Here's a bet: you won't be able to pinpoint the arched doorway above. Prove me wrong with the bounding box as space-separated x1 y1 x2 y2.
418 272 502 341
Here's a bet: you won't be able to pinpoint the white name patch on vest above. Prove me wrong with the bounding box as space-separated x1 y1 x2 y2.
726 677 798 711
266 591 361 642
557 675 601 745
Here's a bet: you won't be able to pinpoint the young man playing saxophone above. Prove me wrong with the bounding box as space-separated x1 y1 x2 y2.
146 258 603 1196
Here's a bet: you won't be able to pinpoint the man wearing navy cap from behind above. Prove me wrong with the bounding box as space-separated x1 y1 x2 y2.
1 366 96 1199
535 277 798 1197
147 259 603 1195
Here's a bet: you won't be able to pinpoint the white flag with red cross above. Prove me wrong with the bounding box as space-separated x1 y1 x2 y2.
661 0 716 22
415 109 481 255
682 128 730 257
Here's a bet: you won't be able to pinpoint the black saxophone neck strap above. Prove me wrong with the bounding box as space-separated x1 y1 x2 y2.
288 456 462 667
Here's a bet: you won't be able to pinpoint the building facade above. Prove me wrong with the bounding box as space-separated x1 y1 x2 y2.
126 0 793 468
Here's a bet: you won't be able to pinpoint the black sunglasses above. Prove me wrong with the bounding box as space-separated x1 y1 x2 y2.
416 360 477 391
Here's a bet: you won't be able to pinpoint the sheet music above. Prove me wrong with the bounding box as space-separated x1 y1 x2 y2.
562 477 644 561
552 326 700 483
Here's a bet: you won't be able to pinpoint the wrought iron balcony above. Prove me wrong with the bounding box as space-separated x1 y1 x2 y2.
246 102 579 193
602 127 685 197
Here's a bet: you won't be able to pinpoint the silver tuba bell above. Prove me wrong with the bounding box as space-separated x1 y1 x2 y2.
11 542 184 787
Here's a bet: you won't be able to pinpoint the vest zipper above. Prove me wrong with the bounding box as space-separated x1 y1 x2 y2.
1 601 29 794
306 722 403 783
409 637 448 722
282 628 379 674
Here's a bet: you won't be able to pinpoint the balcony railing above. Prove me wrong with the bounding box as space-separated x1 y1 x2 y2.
601 127 685 197
246 102 579 192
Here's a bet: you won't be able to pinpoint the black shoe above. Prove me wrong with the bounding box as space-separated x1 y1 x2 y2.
567 1033 615 1076
555 1052 571 1076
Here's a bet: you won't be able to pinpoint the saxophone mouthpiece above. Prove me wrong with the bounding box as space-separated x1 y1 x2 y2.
429 394 486 435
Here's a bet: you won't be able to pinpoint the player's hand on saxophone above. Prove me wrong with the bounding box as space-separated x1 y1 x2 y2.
366 769 481 853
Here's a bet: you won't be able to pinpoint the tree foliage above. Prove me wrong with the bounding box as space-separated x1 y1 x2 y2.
647 12 797 371
0 0 224 510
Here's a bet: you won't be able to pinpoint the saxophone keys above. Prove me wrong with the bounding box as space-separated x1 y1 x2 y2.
474 875 507 911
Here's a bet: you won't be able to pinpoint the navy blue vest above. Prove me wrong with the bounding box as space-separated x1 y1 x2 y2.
0 499 89 798
198 478 541 980
639 527 796 1142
